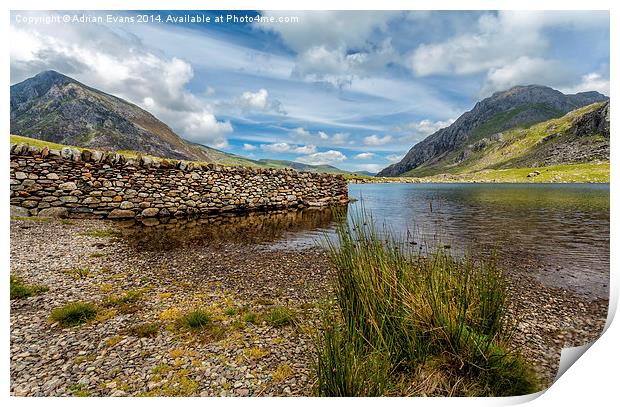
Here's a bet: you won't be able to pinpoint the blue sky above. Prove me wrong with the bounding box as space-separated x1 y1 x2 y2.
10 10 610 173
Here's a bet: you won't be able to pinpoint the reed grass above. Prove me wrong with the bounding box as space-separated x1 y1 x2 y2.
314 208 538 396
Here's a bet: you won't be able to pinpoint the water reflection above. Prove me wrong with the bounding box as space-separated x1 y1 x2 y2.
114 183 609 299
116 207 339 252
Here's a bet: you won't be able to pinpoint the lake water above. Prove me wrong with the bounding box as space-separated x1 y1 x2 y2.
119 183 610 299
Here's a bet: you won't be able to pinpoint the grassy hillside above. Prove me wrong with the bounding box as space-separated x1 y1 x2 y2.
402 102 609 182
420 162 609 183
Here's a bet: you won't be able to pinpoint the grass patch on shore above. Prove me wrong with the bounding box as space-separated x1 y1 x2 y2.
10 275 49 299
242 311 259 325
11 216 51 223
272 363 294 382
313 210 538 397
224 306 238 316
177 309 213 330
68 384 90 397
264 306 296 327
129 323 160 338
102 290 143 313
64 267 91 279
50 302 98 327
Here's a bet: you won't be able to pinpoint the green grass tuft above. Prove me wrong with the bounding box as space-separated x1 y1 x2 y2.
242 311 258 324
177 309 213 330
10 216 51 222
50 302 98 327
64 267 91 279
129 322 160 338
314 208 539 396
102 290 143 313
10 275 49 300
223 306 238 316
265 306 296 327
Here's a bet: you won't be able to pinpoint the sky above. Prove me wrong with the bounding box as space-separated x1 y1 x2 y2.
10 10 610 173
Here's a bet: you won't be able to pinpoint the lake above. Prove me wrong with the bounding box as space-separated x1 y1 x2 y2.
350 183 610 299
120 183 610 300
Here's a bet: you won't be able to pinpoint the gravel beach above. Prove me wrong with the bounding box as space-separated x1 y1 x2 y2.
10 217 608 396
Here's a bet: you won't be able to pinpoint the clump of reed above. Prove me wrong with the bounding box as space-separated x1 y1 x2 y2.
314 208 537 397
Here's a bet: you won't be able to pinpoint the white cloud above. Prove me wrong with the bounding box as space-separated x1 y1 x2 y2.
363 135 393 146
290 128 349 146
296 150 347 166
354 152 375 160
256 11 399 53
257 11 401 86
409 11 608 78
560 73 610 96
235 88 286 114
260 142 290 153
291 41 400 87
260 142 317 154
386 154 404 163
396 118 454 137
479 56 571 97
294 144 318 154
242 143 256 151
180 112 233 148
407 11 609 96
9 19 233 147
331 133 349 145
291 127 311 138
353 164 382 173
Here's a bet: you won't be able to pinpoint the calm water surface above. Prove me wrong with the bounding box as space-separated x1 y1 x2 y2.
120 183 609 299
271 183 608 299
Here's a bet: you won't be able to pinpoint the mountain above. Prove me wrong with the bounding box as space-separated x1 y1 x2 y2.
377 85 608 177
257 159 373 176
10 70 257 166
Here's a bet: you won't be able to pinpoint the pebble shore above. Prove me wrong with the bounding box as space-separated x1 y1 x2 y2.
10 218 607 396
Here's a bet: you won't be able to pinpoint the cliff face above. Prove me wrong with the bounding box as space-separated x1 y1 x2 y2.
10 71 232 163
377 85 608 177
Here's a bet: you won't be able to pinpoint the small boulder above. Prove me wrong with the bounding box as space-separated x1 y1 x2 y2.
38 207 69 218
10 205 30 217
91 151 103 162
108 209 136 219
141 208 160 217
60 147 73 160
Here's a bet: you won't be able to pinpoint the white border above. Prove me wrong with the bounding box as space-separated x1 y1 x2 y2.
2 1 616 407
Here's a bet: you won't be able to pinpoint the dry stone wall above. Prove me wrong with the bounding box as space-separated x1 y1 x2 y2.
9 143 349 219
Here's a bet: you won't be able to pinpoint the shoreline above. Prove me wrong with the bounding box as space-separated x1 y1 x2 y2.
10 218 607 396
348 179 611 185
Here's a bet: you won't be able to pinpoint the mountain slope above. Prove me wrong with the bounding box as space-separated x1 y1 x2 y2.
401 101 609 180
378 85 608 177
10 70 257 165
257 159 373 176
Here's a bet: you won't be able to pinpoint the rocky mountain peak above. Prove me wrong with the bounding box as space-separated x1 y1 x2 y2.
377 85 608 177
